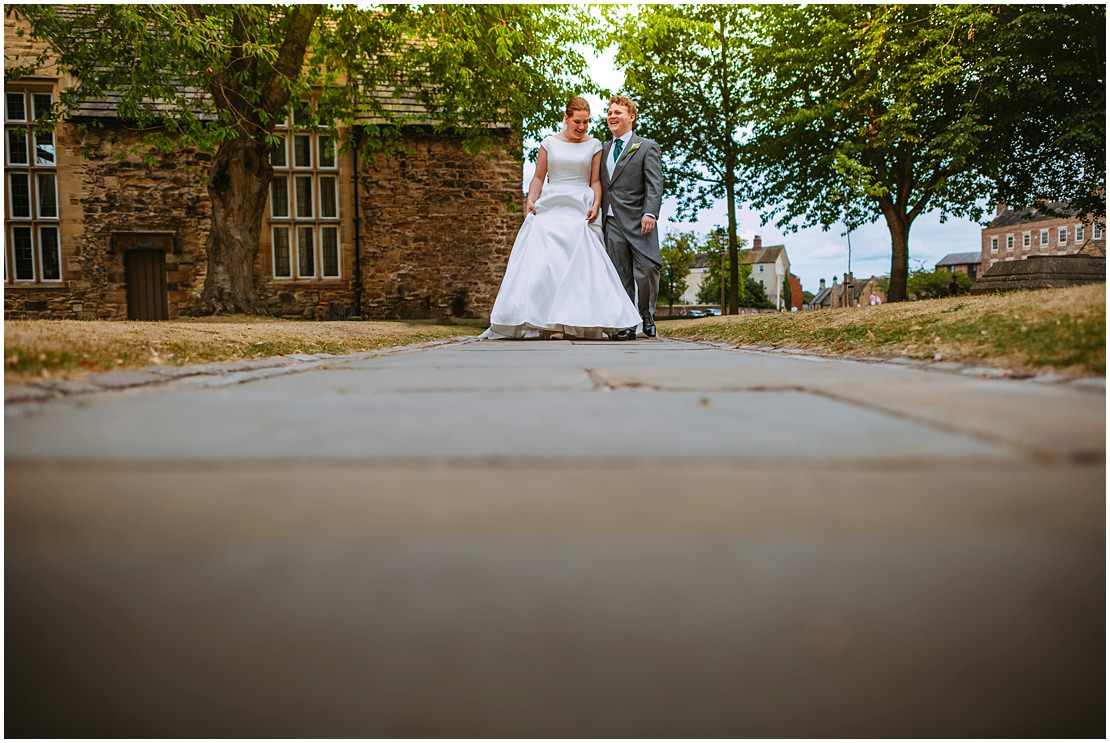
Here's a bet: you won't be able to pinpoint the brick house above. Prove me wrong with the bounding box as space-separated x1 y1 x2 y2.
935 251 982 280
980 201 1105 274
4 13 523 321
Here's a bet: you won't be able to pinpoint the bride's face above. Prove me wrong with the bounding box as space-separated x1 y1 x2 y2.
564 110 590 140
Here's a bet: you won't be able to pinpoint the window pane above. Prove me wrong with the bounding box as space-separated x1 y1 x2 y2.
39 226 60 280
270 177 289 218
293 100 313 127
273 227 291 278
9 173 31 218
321 226 339 277
36 173 57 218
32 94 51 121
297 226 314 277
1095 226 1103 239
319 136 336 168
295 176 313 218
7 128 28 164
1059 228 1067 243
270 135 287 167
12 226 34 279
34 130 55 166
1076 226 1084 241
1040 230 1048 245
6 92 25 121
293 135 312 167
319 176 337 218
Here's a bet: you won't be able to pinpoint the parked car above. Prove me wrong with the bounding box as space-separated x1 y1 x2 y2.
703 308 722 316
683 309 708 318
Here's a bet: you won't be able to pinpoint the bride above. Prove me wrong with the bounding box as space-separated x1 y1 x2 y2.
482 97 642 340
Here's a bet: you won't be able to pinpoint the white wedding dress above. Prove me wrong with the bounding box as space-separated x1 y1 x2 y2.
482 135 642 340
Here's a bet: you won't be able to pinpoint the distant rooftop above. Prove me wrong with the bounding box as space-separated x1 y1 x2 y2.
936 251 982 267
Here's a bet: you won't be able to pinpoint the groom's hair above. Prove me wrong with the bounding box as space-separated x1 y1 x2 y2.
609 95 638 120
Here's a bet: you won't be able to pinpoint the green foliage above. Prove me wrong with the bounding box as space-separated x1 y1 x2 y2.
610 5 751 312
782 277 792 309
802 290 815 303
659 230 698 308
10 5 597 159
740 5 1105 302
908 269 974 300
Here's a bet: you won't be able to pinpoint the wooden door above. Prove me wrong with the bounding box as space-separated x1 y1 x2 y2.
125 249 168 321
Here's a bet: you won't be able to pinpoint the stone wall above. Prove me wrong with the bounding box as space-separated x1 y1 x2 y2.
357 129 523 320
5 123 212 320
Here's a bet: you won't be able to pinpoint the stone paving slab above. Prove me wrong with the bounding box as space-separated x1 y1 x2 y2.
4 336 1104 738
6 461 1103 738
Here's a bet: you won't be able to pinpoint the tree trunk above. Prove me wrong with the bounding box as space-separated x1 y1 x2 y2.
882 207 911 302
191 136 273 315
725 173 739 315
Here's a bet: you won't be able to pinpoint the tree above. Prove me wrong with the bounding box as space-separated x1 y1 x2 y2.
781 277 792 310
10 4 596 314
743 5 1008 303
976 5 1105 222
610 5 751 314
658 230 697 310
743 5 1105 304
907 268 973 300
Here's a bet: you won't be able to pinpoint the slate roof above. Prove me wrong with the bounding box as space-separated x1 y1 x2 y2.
988 202 1078 229
936 251 982 267
740 245 785 265
47 5 462 128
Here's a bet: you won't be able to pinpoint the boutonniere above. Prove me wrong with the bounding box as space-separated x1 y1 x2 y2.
624 142 641 158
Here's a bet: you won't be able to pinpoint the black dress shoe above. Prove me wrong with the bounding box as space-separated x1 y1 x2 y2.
612 328 636 341
642 315 657 338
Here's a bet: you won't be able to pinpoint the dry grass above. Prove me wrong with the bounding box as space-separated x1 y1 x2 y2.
663 283 1106 377
5 316 481 383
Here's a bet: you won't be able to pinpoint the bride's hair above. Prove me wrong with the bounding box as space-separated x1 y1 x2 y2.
564 96 590 117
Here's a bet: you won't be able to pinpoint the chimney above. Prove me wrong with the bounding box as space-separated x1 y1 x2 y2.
819 278 826 291
995 202 1007 216
753 235 762 250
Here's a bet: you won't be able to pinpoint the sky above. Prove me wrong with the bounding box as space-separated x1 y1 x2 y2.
522 44 989 295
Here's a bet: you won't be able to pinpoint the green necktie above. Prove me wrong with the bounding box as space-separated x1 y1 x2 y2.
613 138 624 162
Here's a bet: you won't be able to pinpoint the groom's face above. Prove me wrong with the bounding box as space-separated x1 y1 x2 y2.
607 104 634 138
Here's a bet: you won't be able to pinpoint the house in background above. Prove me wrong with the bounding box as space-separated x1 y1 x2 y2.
4 11 522 321
935 252 982 280
809 273 886 309
742 236 791 309
682 252 710 304
981 201 1105 273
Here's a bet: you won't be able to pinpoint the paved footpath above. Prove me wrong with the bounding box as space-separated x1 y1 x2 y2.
6 337 1105 737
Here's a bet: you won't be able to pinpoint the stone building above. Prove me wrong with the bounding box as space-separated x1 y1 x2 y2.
980 201 1105 273
742 236 791 310
4 13 523 321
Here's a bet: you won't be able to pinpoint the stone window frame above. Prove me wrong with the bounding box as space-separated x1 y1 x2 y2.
5 88 62 285
1058 226 1068 245
1094 224 1103 240
1005 233 1014 250
1039 229 1049 246
990 235 998 252
1075 224 1084 242
267 99 341 281
1021 231 1030 248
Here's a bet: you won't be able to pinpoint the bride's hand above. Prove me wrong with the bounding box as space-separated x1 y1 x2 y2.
586 204 598 222
527 199 537 215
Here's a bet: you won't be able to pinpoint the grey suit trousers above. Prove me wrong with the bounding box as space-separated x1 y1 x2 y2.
604 222 659 321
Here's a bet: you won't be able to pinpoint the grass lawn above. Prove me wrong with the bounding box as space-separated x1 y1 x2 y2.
5 316 481 383
662 283 1105 377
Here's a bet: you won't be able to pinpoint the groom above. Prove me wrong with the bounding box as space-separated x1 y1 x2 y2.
600 94 664 340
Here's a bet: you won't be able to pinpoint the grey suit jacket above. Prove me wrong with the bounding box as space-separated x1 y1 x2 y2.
600 133 664 264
